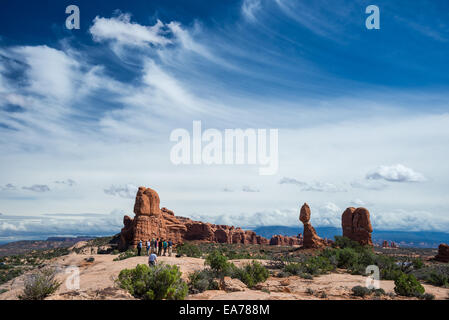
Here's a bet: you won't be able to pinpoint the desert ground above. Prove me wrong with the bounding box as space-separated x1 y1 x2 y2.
1 245 448 300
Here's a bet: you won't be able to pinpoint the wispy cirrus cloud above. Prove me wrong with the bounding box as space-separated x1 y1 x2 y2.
279 177 347 193
22 184 50 193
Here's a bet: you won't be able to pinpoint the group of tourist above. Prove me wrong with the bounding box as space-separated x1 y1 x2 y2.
137 238 175 266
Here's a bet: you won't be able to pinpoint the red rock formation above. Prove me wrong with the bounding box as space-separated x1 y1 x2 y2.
382 240 389 248
269 235 301 246
435 243 449 262
299 203 326 249
341 207 373 246
119 186 269 249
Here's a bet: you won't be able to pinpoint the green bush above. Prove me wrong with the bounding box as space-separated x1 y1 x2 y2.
333 236 362 250
351 285 385 298
394 273 425 297
117 263 188 300
176 243 202 258
18 268 61 300
427 271 448 287
205 250 232 275
412 264 449 287
231 261 269 288
351 285 371 297
301 256 335 275
188 269 219 294
419 293 435 300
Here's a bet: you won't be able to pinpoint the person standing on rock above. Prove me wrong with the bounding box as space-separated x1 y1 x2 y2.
148 252 157 266
158 238 163 256
151 238 156 253
163 239 168 256
146 239 151 256
137 240 142 256
168 239 173 257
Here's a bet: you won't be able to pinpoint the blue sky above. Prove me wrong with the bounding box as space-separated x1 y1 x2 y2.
1 0 449 241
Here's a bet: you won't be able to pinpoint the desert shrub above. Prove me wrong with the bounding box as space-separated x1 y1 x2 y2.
351 285 371 297
113 249 137 261
419 293 435 300
18 268 61 300
231 261 269 288
282 256 333 277
85 257 95 263
205 250 232 276
335 248 359 269
176 243 202 258
0 289 8 294
283 262 302 276
0 268 24 286
412 258 424 270
188 269 219 293
412 264 449 287
427 271 448 287
301 256 334 275
394 273 425 297
300 273 313 280
117 263 187 300
333 236 362 250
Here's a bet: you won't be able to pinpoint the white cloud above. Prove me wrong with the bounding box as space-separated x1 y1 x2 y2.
89 14 171 47
366 164 426 183
279 177 347 192
104 184 138 199
242 0 262 22
350 180 388 191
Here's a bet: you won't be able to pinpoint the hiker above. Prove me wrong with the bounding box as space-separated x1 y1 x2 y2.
146 239 151 256
158 238 163 256
148 252 157 266
137 240 142 256
163 239 168 256
168 239 173 257
151 238 156 253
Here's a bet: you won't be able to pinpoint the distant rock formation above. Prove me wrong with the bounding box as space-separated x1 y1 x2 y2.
435 243 449 262
341 207 373 246
382 240 389 248
119 186 268 250
269 234 301 246
299 203 326 249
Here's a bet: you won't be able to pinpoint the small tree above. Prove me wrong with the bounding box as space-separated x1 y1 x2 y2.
18 267 61 300
205 250 231 276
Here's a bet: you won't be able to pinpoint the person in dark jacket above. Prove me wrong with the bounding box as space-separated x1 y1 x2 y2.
158 238 163 256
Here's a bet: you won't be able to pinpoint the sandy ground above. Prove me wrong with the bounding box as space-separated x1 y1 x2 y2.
1 252 448 300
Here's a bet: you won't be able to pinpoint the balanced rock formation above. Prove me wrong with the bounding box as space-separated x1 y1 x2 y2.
299 203 326 249
119 186 268 250
435 243 449 262
341 207 373 246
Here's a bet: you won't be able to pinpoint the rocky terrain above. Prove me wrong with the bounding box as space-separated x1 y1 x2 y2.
0 186 448 301
0 243 448 300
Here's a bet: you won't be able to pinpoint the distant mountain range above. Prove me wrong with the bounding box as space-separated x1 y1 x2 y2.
0 236 96 257
252 226 449 248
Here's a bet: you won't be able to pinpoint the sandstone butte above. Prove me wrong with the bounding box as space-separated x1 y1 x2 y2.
119 186 375 250
435 243 449 263
341 207 373 246
119 186 269 250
